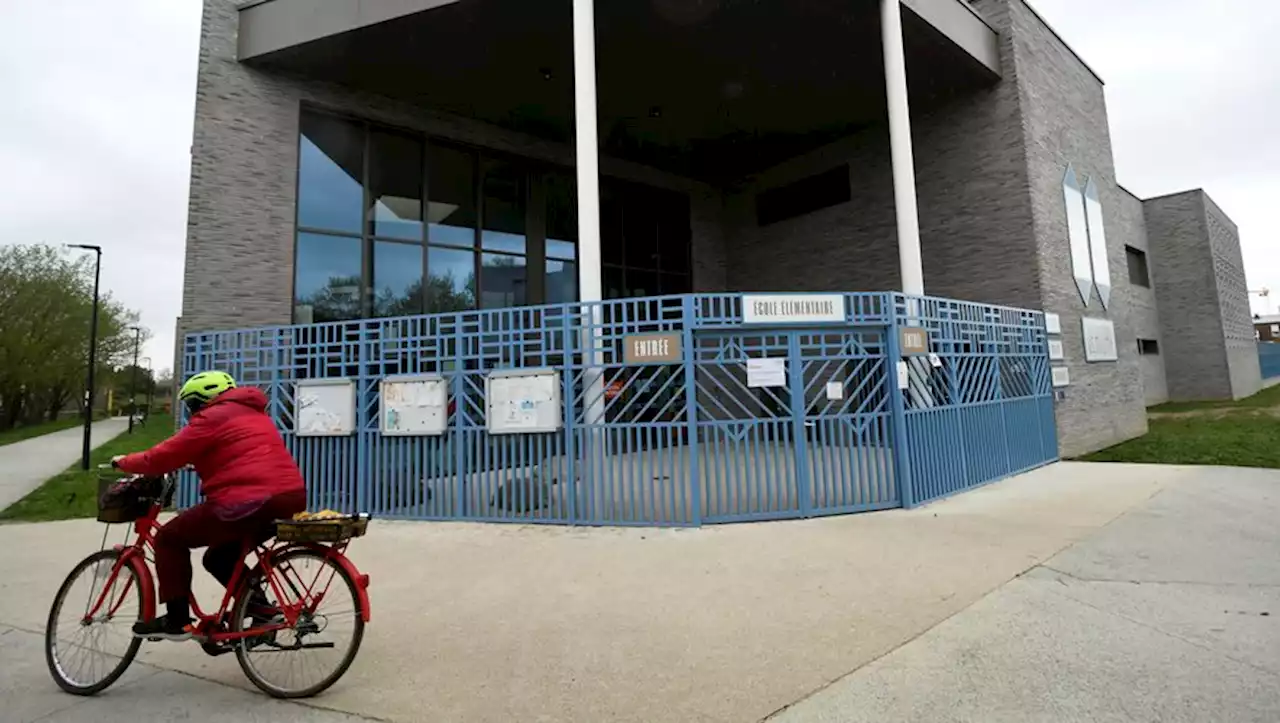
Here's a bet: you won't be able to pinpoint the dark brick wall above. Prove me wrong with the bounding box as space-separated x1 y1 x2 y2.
990 0 1147 456
1144 191 1234 400
1115 187 1167 406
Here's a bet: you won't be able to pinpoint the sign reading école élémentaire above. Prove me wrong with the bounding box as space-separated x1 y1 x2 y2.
742 294 846 324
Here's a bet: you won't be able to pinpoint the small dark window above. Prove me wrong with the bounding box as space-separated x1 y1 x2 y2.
1126 246 1150 288
756 166 851 226
1137 338 1160 355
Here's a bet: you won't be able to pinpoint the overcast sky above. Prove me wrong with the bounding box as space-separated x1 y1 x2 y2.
0 0 1276 377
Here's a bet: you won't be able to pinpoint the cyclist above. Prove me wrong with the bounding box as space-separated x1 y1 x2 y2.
112 371 307 641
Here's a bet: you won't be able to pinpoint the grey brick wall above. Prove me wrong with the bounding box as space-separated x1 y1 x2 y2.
185 0 724 336
188 0 1183 457
1204 194 1262 399
988 0 1147 457
1144 192 1227 399
1115 187 1167 405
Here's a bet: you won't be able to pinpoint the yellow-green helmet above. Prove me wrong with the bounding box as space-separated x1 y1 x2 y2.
179 371 236 413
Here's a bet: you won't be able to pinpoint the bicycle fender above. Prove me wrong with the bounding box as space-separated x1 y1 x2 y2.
115 545 157 621
301 543 371 623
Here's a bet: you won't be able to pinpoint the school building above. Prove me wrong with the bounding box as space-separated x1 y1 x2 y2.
174 0 1259 522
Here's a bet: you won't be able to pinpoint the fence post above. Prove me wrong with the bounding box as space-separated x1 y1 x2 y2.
453 314 466 519
887 295 915 508
682 295 701 527
563 307 578 524
355 322 370 515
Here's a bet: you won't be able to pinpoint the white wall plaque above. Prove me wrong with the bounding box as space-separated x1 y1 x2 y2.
1052 367 1071 388
1081 317 1118 362
1048 339 1065 361
486 368 561 435
747 358 787 388
825 381 844 401
296 379 356 437
742 294 845 324
896 361 909 390
380 375 448 437
1044 312 1062 335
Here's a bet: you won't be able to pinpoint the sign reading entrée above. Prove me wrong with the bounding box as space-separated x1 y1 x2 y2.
742 294 845 325
623 332 683 365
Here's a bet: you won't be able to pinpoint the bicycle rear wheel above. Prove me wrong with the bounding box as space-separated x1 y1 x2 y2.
232 548 364 698
45 549 144 695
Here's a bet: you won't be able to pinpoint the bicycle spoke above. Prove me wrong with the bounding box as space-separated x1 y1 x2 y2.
48 554 141 692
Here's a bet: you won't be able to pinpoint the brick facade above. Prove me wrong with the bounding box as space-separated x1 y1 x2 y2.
183 0 1255 457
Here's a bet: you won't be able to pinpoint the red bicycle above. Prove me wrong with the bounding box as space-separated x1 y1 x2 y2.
44 471 371 699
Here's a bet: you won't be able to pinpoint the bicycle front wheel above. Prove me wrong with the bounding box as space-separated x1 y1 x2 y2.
45 549 145 695
232 548 365 698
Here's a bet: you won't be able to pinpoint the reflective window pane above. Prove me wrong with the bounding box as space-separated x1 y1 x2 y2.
294 232 363 323
373 242 423 317
604 265 626 300
623 188 659 269
547 239 576 261
298 113 364 233
601 183 625 265
427 145 478 249
626 269 658 298
426 246 476 314
659 273 690 295
546 171 577 256
368 132 424 240
481 253 527 309
482 163 526 254
547 259 577 304
657 192 691 273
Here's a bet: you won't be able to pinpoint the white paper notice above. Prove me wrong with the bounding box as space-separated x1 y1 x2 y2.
825 382 844 401
897 361 909 389
928 353 942 368
747 358 786 388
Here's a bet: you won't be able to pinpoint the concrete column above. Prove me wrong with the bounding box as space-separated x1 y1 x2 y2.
882 0 924 295
572 0 606 427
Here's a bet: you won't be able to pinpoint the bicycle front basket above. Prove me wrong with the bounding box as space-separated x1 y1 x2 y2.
274 515 369 543
97 476 150 524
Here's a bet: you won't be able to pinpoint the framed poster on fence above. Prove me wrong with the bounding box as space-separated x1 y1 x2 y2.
486 368 561 435
380 375 448 437
295 379 355 436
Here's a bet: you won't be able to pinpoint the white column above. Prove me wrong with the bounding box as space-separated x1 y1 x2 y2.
573 0 602 306
572 0 606 429
882 0 924 296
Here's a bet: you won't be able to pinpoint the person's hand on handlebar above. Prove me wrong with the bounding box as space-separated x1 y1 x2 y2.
110 455 126 469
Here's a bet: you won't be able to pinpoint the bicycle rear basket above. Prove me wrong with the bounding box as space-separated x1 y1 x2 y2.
97 476 151 524
274 515 369 543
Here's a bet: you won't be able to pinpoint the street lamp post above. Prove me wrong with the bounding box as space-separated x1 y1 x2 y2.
127 326 142 433
66 244 102 471
142 357 153 425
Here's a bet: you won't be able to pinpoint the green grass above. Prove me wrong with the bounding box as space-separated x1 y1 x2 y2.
0 415 103 448
0 414 175 523
1147 383 1280 414
1083 412 1280 468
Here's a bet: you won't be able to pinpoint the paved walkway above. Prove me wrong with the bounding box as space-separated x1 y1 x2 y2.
771 465 1280 723
0 418 129 511
0 462 1276 722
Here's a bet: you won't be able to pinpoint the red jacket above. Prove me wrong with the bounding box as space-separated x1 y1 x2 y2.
117 387 306 507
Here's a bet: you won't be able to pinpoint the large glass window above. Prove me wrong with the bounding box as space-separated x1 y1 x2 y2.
294 233 362 323
298 114 364 234
293 109 693 323
601 179 692 300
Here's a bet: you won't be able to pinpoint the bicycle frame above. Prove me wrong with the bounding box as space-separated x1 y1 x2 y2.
83 491 371 644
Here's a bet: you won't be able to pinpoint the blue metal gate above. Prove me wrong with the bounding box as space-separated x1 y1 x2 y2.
180 292 1057 525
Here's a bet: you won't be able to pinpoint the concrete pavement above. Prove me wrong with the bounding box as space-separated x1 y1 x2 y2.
771 466 1280 723
0 418 130 511
0 462 1274 722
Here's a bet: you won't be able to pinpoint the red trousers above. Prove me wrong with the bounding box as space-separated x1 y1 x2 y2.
154 491 307 603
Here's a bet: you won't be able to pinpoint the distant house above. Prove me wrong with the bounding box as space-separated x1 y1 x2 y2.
1254 314 1280 342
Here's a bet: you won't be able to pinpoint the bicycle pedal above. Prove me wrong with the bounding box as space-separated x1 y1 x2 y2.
200 640 233 657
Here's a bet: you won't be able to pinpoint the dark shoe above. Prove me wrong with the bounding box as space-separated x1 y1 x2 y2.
132 615 193 641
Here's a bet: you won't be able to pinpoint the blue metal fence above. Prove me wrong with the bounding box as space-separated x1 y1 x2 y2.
1260 342 1280 380
180 292 1057 524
